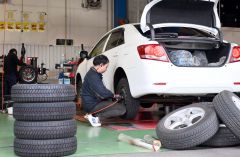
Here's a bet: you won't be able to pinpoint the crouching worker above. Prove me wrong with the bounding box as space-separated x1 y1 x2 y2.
82 55 126 127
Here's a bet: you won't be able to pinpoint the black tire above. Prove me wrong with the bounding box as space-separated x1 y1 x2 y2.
141 103 153 108
13 102 76 121
116 78 140 119
14 137 77 157
14 120 77 140
76 77 82 99
201 124 240 147
213 90 240 139
19 65 38 84
11 84 75 102
156 102 219 150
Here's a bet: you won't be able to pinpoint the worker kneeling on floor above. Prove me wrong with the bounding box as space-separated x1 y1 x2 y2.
82 55 126 127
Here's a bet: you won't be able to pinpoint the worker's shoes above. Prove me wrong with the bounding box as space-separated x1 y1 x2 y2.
84 114 101 127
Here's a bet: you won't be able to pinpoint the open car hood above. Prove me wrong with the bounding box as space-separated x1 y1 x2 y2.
140 0 220 33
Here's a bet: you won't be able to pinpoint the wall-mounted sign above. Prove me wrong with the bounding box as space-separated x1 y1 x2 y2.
15 21 22 31
38 12 46 32
0 22 5 30
23 22 30 32
7 10 15 21
0 10 47 32
39 12 46 23
31 22 37 32
6 21 15 30
38 22 45 32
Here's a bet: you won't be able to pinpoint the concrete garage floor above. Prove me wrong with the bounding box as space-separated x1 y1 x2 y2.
0 113 240 157
87 147 240 157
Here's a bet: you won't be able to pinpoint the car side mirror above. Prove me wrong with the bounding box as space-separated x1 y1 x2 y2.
80 50 89 60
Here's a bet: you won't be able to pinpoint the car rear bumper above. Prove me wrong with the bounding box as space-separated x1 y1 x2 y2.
126 61 240 98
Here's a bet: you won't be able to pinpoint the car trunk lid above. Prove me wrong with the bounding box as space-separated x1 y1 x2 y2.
140 0 220 33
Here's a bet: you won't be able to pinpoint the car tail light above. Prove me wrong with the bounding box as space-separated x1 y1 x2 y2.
230 46 240 63
69 72 75 78
234 82 240 85
137 44 169 62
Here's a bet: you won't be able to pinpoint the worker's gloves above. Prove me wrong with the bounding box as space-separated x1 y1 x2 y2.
113 94 124 101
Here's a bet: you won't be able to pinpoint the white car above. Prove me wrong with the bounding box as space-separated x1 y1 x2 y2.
76 0 240 119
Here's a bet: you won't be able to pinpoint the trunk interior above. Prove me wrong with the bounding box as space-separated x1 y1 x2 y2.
162 41 231 67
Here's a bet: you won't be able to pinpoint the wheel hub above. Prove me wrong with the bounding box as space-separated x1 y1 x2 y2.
164 107 205 130
22 68 35 82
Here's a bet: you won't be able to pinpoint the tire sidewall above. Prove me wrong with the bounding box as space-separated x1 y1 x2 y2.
213 91 240 138
116 78 140 119
158 103 213 137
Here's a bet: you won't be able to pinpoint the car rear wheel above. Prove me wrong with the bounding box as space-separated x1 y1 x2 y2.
116 78 140 119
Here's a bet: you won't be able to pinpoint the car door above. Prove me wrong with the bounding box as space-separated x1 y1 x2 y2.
103 28 125 91
86 33 110 75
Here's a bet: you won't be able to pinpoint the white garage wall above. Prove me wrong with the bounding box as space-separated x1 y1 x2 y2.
0 43 92 70
0 0 113 46
0 0 112 74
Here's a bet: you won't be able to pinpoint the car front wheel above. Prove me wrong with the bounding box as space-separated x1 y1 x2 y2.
76 78 82 99
116 78 140 119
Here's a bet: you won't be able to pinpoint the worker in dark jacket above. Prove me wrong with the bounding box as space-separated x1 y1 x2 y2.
4 48 25 97
82 55 126 127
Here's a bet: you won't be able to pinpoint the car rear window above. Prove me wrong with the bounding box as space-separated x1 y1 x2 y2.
134 25 214 38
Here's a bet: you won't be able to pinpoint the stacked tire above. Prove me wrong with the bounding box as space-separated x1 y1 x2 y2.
156 91 240 150
12 84 77 157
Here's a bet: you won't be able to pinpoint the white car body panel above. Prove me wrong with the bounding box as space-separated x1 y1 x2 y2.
125 59 240 97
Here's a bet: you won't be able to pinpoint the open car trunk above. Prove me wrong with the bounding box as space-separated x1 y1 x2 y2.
162 41 231 67
138 0 228 67
135 25 230 67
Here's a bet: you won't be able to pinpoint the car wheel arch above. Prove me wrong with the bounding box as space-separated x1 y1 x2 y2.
76 73 83 98
114 67 127 92
76 73 82 83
